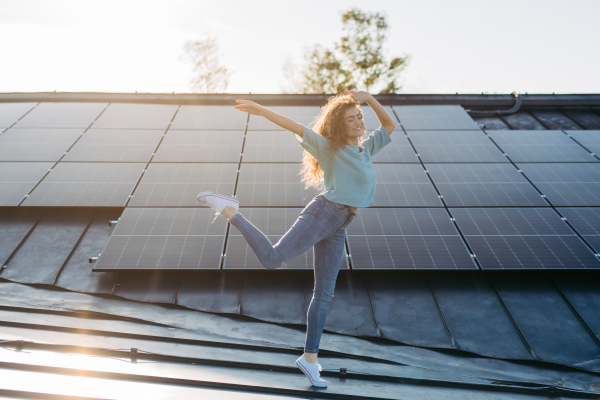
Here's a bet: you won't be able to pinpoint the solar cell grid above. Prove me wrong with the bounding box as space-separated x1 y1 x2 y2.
0 128 83 161
393 105 479 130
12 102 107 129
152 130 244 162
517 163 600 206
452 208 600 269
556 207 600 255
566 130 600 157
92 103 178 129
224 208 349 269
408 130 507 163
63 129 163 162
488 130 598 162
346 208 476 269
360 105 395 130
247 106 320 130
426 163 547 207
373 164 442 206
242 131 303 163
170 105 248 130
94 208 227 271
22 162 144 207
0 103 37 128
128 163 237 207
0 162 53 206
371 133 419 163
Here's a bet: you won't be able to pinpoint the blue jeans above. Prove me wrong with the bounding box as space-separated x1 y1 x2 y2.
229 194 357 353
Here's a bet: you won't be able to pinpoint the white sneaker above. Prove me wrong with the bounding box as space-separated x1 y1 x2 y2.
296 355 327 387
197 192 240 223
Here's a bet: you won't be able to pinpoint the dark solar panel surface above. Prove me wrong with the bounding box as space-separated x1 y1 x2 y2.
452 208 600 269
236 163 322 206
394 105 479 130
371 133 419 163
557 208 600 255
0 162 53 206
224 208 349 269
0 128 82 161
92 103 178 129
346 208 476 269
63 129 163 162
373 164 442 206
360 105 395 130
243 131 303 163
152 130 244 163
488 130 598 162
22 163 144 207
247 106 320 130
129 163 237 207
94 208 227 270
170 105 248 130
566 130 600 157
0 103 37 128
408 130 507 163
12 102 107 129
517 163 600 206
426 163 548 207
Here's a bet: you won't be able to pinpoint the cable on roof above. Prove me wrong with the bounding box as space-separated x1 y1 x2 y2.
467 91 522 115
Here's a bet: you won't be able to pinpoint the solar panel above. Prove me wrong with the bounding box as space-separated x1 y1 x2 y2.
170 105 248 130
128 163 237 207
0 103 37 128
92 103 178 129
223 208 349 269
373 164 442 206
247 106 320 130
452 208 600 269
0 128 83 161
408 130 507 163
371 133 419 163
94 208 227 271
557 208 600 255
12 102 107 129
0 162 53 206
0 208 39 266
488 130 598 162
360 105 396 130
346 208 476 269
243 131 303 163
22 162 144 207
426 163 548 207
60 129 161 162
517 163 600 206
393 105 479 130
153 130 244 163
566 130 600 157
236 163 322 206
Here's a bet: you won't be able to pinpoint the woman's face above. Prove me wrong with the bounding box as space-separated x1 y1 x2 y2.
343 107 365 140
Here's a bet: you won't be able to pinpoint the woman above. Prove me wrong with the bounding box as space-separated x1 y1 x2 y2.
198 89 395 387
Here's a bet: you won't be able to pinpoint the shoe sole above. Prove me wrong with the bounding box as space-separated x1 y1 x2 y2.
295 359 327 387
197 192 240 206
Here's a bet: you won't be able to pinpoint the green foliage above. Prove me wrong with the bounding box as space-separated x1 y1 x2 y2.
290 8 409 94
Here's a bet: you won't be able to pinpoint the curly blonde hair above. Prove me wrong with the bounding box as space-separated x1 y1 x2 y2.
300 94 366 191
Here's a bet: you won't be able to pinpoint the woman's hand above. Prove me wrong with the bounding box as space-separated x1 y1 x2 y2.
344 89 371 104
235 99 264 116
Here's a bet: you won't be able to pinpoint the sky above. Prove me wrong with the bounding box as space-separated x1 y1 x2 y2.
0 0 598 94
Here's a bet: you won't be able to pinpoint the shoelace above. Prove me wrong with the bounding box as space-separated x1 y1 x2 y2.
211 210 219 224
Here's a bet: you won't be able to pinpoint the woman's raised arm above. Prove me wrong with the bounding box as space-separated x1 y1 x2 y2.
344 90 395 134
235 99 304 137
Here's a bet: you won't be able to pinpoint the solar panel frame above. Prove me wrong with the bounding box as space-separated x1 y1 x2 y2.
242 131 303 163
488 130 598 162
21 162 144 207
407 130 508 163
152 130 244 163
557 207 600 255
0 128 83 161
426 163 548 207
128 163 238 207
92 103 178 130
223 208 349 270
94 208 227 271
452 208 600 269
566 130 600 157
346 208 477 270
12 102 107 129
247 106 321 130
0 162 54 206
0 103 37 129
170 105 248 130
62 129 164 162
393 105 479 130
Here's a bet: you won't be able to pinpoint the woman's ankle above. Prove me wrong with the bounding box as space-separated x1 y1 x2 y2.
222 206 238 220
303 352 318 364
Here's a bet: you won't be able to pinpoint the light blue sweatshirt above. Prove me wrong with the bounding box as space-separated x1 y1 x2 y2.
294 125 392 208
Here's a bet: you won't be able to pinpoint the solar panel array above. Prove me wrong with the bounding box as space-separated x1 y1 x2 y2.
1 101 598 270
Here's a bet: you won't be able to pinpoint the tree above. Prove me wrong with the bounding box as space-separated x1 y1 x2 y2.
287 8 409 94
181 37 231 93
